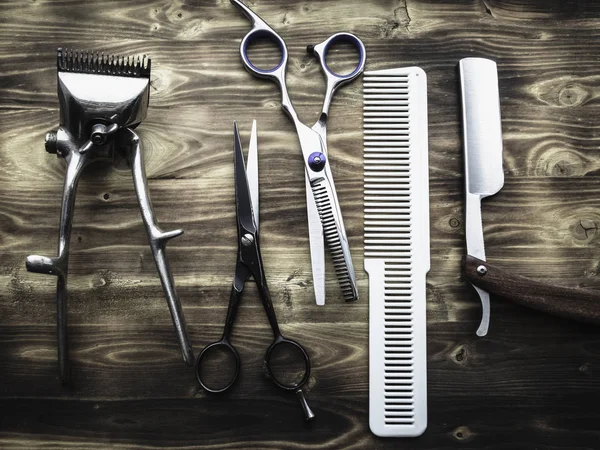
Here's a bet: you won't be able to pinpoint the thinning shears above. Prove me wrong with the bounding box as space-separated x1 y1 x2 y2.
231 0 366 305
196 121 314 421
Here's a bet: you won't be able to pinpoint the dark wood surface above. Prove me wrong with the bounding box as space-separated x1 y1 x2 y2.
1 0 600 448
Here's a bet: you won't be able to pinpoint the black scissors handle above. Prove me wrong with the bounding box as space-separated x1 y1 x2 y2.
195 278 313 409
257 271 311 391
196 260 314 418
265 338 314 421
257 270 314 420
264 336 311 389
195 283 243 393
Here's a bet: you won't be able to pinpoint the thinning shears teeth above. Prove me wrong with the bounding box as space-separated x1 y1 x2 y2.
310 176 358 302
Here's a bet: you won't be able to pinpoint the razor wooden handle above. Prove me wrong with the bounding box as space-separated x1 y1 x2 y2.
463 255 600 325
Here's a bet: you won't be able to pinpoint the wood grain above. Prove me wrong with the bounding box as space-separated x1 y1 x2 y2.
2 0 600 448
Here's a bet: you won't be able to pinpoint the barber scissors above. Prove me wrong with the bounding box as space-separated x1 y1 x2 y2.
231 0 365 305
196 121 314 421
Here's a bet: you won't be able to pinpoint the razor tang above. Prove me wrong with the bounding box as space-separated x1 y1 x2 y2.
460 58 504 337
465 192 491 336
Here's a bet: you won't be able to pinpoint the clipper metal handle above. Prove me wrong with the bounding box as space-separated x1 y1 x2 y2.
26 49 194 383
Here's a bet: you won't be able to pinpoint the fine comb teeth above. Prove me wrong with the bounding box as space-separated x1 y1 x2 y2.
363 67 430 437
57 48 151 78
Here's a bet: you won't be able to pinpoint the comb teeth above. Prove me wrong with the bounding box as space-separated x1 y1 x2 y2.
364 67 429 438
57 48 151 78
311 179 358 301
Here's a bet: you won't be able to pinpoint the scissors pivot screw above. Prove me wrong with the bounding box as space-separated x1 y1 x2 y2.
241 233 254 247
308 152 326 172
477 265 488 276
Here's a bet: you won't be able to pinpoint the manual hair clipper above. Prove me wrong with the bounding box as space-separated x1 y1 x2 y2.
26 48 194 383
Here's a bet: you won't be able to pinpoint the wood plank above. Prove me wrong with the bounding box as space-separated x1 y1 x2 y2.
1 177 600 325
1 318 599 397
3 103 600 185
0 319 599 448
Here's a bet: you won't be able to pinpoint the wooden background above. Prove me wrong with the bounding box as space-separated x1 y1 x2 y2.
1 0 600 448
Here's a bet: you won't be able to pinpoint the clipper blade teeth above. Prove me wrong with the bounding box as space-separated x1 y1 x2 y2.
57 48 151 78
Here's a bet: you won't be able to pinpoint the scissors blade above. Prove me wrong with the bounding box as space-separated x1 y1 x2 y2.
233 121 256 234
305 175 326 306
309 162 358 302
310 121 328 156
247 120 259 231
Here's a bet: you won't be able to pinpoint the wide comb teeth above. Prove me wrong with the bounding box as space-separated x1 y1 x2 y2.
57 48 151 78
363 67 430 437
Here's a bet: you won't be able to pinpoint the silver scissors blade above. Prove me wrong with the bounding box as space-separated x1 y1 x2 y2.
307 116 328 305
305 175 325 306
233 121 256 235
247 120 259 231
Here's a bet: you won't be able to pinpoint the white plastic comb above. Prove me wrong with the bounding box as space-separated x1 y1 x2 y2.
364 67 430 437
